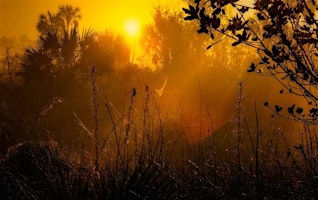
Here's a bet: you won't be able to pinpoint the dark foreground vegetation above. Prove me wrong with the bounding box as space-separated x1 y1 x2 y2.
1 110 318 199
1 83 318 199
1 1 318 199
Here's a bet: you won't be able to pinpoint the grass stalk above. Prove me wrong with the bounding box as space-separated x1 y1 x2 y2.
254 101 260 198
236 81 244 194
90 66 99 171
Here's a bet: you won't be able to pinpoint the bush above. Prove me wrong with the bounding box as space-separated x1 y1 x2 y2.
0 142 76 199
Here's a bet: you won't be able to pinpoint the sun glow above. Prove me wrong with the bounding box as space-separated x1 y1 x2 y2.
123 18 141 38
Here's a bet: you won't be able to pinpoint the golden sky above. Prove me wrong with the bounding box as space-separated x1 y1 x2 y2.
0 0 184 38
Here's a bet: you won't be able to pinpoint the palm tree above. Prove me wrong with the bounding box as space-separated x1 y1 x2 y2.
36 11 63 36
36 5 81 39
57 5 81 37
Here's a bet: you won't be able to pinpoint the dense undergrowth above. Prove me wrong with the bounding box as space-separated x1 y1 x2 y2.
1 86 318 199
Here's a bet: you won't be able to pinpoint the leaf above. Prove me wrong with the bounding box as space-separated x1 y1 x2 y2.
199 7 206 18
288 104 295 115
232 41 241 46
210 32 214 39
272 45 279 55
247 63 256 72
197 26 208 34
182 8 192 15
257 13 265 20
213 7 221 15
242 29 247 39
275 105 282 113
189 5 195 11
309 108 318 116
260 56 270 64
183 5 199 20
211 16 221 29
296 107 303 114
184 16 196 20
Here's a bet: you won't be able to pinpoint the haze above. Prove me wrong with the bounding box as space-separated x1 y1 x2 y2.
1 1 316 198
0 0 183 38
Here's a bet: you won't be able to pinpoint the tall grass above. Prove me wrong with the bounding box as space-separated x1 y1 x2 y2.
1 82 318 199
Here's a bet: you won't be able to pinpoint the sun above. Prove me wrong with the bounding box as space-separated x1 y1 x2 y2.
123 18 140 38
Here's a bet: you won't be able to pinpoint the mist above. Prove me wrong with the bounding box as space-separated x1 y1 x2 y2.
0 2 316 199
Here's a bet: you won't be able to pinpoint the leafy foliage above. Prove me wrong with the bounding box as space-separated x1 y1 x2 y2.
37 5 81 38
184 0 318 123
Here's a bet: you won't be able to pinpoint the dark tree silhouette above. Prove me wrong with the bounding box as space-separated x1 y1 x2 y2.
79 30 130 76
37 5 81 38
20 27 80 97
34 5 82 68
15 5 133 144
20 5 132 102
184 0 318 123
57 5 81 36
141 7 209 73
